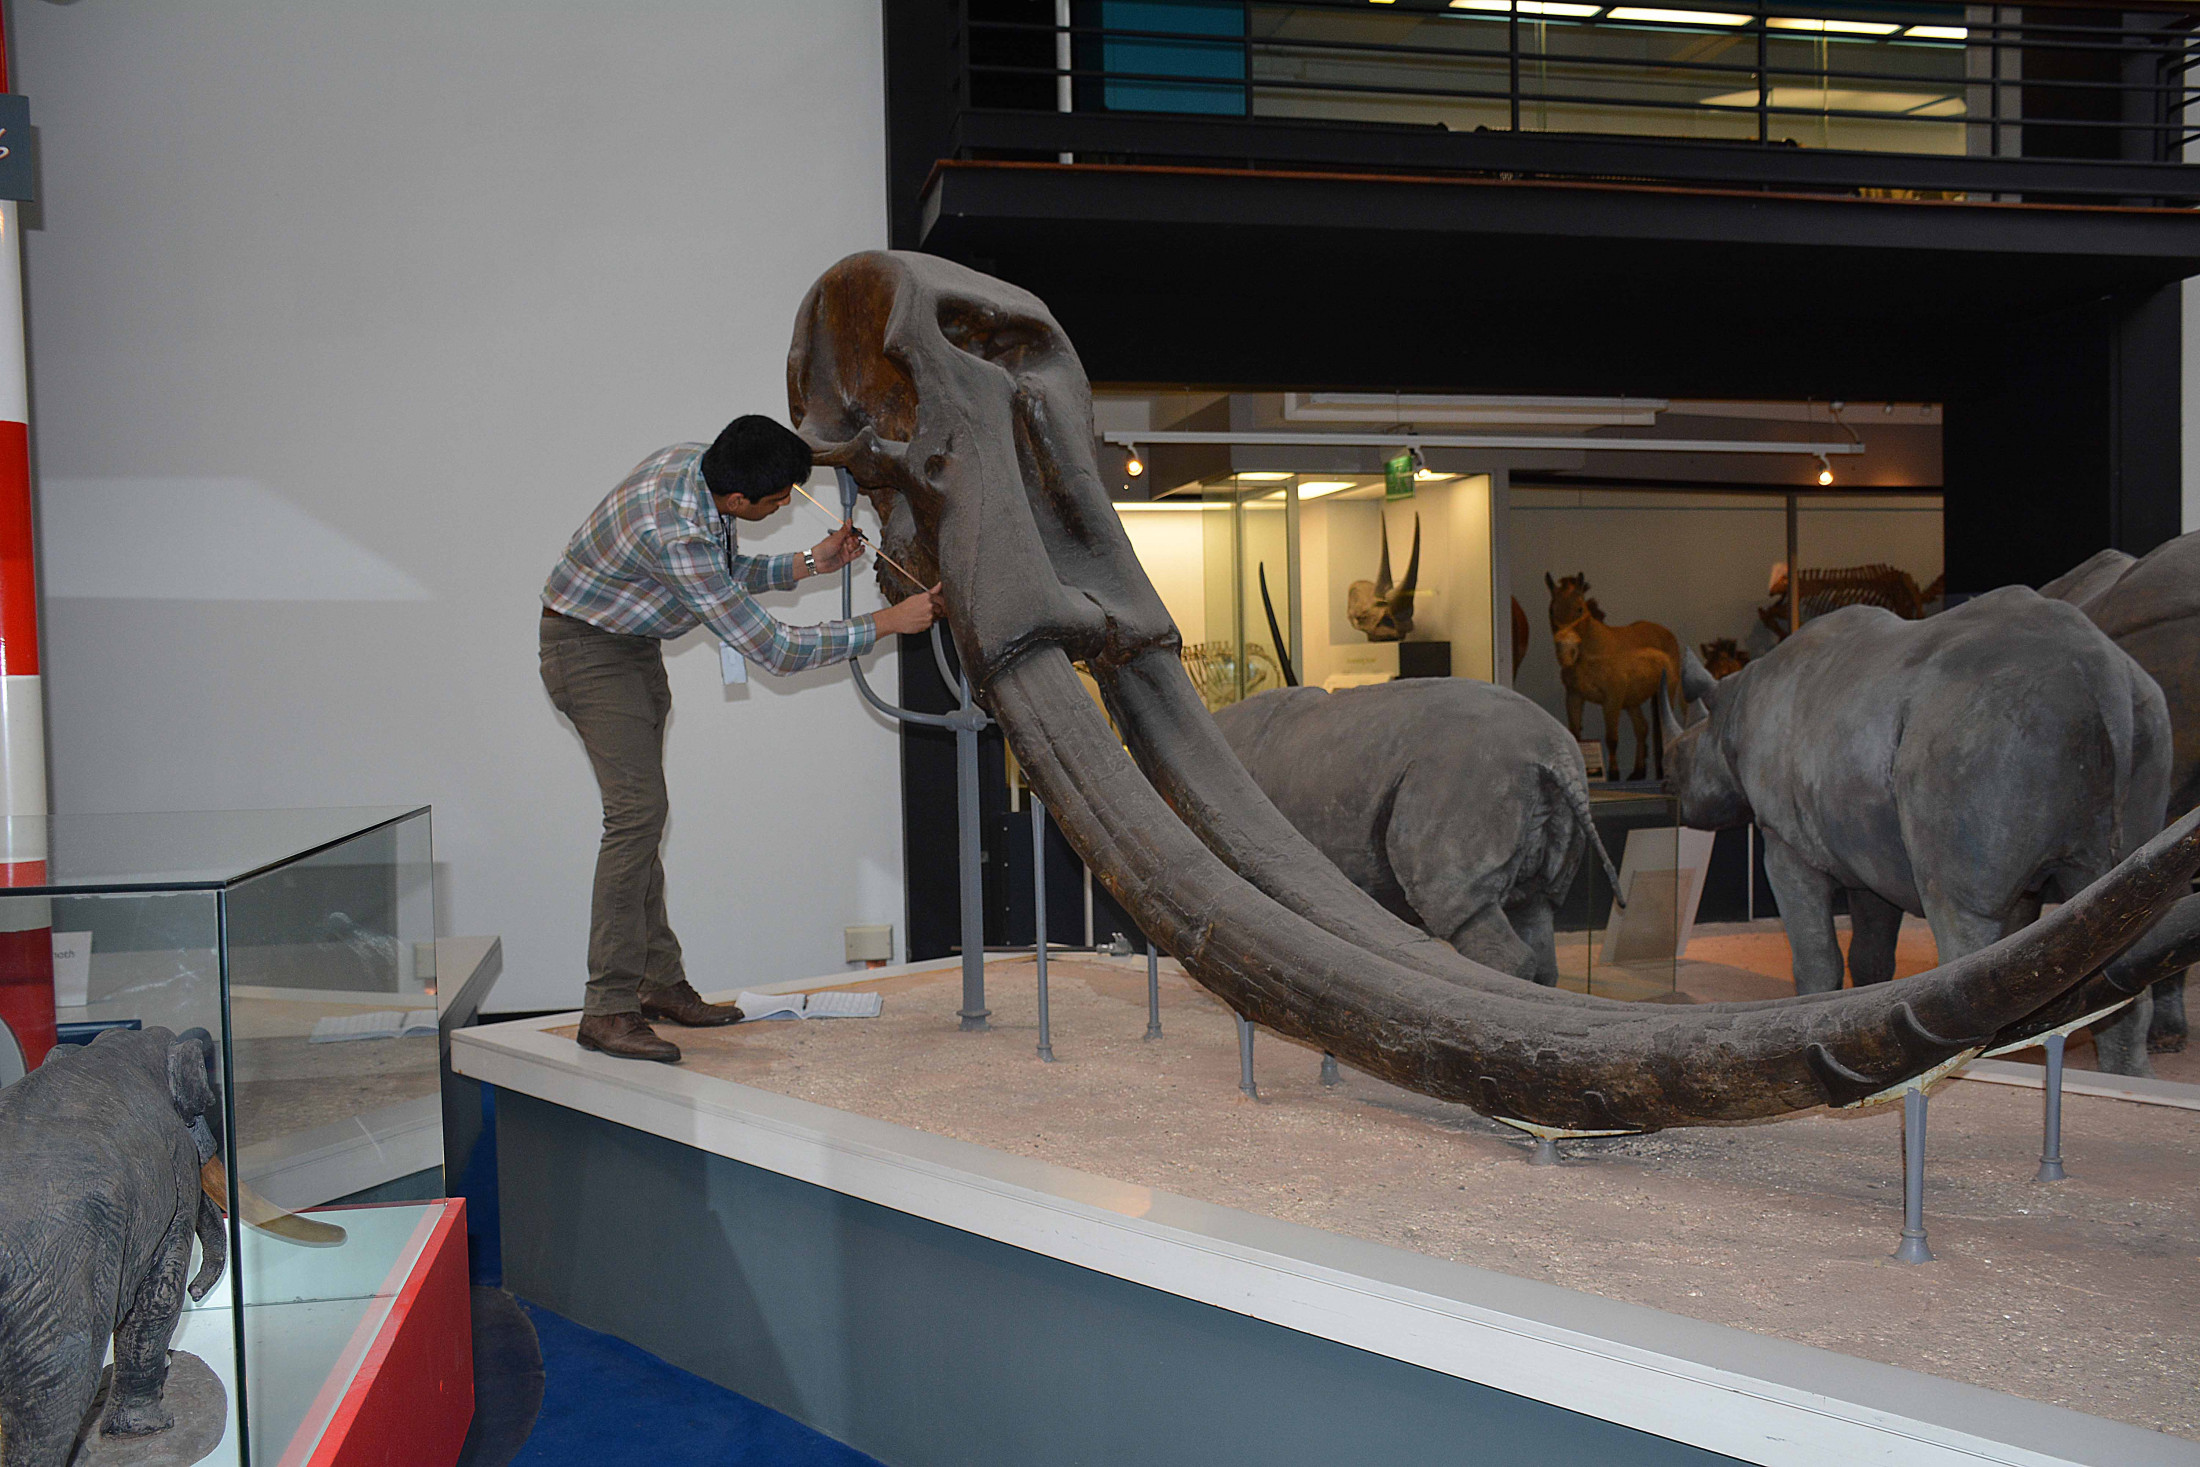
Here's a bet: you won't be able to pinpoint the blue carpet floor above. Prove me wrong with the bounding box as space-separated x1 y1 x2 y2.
510 1300 885 1467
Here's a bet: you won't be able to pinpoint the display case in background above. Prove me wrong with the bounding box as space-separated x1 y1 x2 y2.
1552 793 1716 999
1 806 466 1467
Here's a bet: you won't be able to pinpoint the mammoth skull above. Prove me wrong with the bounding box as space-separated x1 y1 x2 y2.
1345 512 1420 642
789 250 2200 1134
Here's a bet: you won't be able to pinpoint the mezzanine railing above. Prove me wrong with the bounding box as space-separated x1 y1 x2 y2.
948 0 2200 202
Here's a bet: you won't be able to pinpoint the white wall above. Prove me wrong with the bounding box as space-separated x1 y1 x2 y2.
18 2 902 1010
1116 509 1211 645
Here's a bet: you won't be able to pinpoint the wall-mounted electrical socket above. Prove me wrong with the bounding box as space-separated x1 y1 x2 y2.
844 924 893 964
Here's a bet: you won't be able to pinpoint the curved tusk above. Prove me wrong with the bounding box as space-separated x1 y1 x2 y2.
997 643 2200 1130
1986 891 2200 1051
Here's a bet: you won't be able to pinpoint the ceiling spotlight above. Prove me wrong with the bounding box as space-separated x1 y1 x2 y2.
1125 446 1145 477
1816 456 1834 487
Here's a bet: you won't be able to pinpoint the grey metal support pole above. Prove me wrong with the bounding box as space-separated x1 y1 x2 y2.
954 680 988 1032
1785 492 1801 638
832 469 988 1032
1320 1052 1339 1087
2037 1032 2068 1181
1236 1014 1257 1099
1145 941 1162 1041
1895 1085 1933 1264
1527 1135 1560 1167
1033 794 1054 1063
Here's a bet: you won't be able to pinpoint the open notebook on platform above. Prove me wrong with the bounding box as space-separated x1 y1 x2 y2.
733 990 883 1022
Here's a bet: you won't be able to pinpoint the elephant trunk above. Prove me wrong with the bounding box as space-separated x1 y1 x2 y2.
188 1187 226 1302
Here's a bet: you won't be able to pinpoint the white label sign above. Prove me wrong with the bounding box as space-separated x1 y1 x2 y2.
51 930 90 1008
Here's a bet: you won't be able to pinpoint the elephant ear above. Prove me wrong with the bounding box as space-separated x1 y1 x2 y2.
168 1032 222 1163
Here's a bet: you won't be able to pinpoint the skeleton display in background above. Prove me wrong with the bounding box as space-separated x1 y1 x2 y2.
787 249 2200 1133
1345 513 1419 641
1759 560 1944 641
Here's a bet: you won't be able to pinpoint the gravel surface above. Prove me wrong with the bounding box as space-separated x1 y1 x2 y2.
622 955 2200 1441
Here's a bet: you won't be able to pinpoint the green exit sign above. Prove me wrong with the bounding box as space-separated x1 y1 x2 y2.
1384 451 1415 501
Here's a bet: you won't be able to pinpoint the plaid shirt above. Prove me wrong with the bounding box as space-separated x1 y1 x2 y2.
542 443 877 675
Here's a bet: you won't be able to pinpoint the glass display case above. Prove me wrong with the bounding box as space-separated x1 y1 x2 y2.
0 806 442 1467
1117 469 1499 707
1552 792 1712 999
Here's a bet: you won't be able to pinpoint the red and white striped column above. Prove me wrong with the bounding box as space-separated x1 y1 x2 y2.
0 12 52 1071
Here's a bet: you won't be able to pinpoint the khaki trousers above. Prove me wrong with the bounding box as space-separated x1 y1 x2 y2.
539 612 688 1017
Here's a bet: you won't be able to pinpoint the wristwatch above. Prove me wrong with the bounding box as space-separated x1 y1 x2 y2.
802 549 818 577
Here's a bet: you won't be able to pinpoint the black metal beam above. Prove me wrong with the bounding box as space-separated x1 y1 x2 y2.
921 160 2200 270
951 109 2200 205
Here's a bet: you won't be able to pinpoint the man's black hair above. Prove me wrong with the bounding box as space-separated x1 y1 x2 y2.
701 415 813 504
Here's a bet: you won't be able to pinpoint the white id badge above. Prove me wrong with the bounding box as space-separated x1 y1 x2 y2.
719 642 749 686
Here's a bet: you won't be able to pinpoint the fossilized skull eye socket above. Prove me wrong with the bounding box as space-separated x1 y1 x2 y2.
935 297 1058 372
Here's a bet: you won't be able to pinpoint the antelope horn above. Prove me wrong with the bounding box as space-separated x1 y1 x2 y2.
1397 512 1421 603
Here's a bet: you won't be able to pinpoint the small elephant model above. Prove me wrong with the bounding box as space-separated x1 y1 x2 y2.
0 1027 228 1467
1663 588 2171 1074
1211 680 1622 984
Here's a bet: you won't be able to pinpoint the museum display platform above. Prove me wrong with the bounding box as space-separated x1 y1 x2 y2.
456 956 2200 1467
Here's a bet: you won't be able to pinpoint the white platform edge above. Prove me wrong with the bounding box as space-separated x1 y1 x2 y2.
453 981 2200 1467
1957 1056 2200 1112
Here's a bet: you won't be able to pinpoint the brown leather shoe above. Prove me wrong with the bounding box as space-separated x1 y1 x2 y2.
575 1012 681 1063
639 980 746 1028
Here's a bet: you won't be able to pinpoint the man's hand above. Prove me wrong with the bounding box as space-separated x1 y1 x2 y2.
808 523 867 576
873 585 945 637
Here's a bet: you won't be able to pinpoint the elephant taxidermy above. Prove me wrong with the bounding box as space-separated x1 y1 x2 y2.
1345 513 1419 642
0 1027 228 1467
787 248 2200 1135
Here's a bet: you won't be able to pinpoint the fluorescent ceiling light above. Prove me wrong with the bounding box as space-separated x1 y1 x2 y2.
1114 501 1229 512
1904 23 1966 39
1704 85 1963 116
1608 7 1751 24
1451 0 1606 16
1769 16 1901 33
1297 480 1358 498
1235 471 1293 481
1282 392 1665 428
1415 470 1456 483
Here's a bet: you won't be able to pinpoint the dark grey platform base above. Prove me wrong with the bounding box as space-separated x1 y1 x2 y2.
496 1089 1737 1467
71 1353 226 1467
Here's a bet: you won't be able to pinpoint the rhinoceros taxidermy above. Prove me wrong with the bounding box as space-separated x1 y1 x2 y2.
1345 513 1419 642
1663 589 2171 1075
